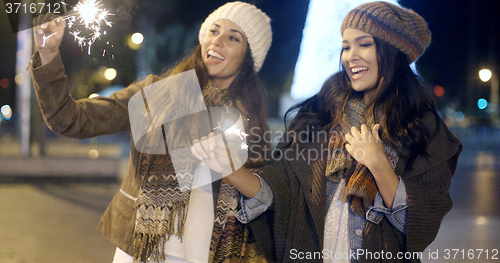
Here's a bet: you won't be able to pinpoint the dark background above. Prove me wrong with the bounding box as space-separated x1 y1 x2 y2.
1 0 499 121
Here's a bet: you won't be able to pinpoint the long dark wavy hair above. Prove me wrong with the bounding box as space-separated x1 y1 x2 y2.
153 44 270 168
286 38 439 169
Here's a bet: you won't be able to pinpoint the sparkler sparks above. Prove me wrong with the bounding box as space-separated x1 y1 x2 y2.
224 126 249 150
62 0 113 54
42 31 58 47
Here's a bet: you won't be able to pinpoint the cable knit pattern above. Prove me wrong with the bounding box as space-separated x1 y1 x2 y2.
198 1 272 72
341 1 431 63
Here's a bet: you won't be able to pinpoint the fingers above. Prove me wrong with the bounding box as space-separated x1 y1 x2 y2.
192 134 226 160
199 136 210 155
360 124 370 134
36 14 44 27
53 16 66 30
350 126 360 137
207 132 214 150
191 139 208 159
347 124 381 145
50 14 66 29
345 143 352 154
372 124 381 141
34 13 65 34
41 12 56 25
345 133 353 145
190 143 204 160
35 14 45 34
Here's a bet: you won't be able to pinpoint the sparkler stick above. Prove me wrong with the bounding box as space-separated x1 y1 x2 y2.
60 10 79 19
211 110 249 173
41 32 57 47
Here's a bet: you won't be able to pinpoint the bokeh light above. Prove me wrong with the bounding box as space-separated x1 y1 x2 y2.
89 149 99 159
131 33 144 44
104 68 117 81
455 111 465 122
434 85 444 97
479 69 492 82
478 98 488 110
14 74 23 85
0 78 9 89
1 105 12 120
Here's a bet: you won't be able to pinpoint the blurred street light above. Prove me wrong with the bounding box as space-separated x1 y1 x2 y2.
1 105 12 120
131 33 144 44
128 33 143 50
479 69 492 82
479 69 499 124
478 99 488 110
104 68 117 81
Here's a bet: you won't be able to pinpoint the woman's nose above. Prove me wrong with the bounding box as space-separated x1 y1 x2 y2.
347 48 360 61
211 35 223 46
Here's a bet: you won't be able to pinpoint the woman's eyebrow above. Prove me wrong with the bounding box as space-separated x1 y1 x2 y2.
213 23 244 39
355 35 373 41
230 29 244 38
342 35 373 43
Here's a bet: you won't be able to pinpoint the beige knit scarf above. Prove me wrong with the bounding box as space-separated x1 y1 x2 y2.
132 82 233 262
326 99 399 216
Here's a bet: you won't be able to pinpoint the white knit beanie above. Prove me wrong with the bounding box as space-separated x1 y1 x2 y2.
198 1 272 73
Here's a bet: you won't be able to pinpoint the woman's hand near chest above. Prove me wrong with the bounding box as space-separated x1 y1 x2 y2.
345 124 400 209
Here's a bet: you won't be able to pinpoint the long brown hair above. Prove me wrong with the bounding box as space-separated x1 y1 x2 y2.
286 38 438 169
158 44 270 167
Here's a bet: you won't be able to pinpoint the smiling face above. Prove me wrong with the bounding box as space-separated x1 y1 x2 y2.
341 28 379 95
201 20 248 89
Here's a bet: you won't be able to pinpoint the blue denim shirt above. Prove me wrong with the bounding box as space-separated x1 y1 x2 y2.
235 174 274 222
236 175 408 259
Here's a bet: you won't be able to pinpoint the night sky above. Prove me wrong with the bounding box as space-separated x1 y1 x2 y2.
1 0 499 120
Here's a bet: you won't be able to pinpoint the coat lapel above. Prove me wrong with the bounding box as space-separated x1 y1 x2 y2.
286 138 328 246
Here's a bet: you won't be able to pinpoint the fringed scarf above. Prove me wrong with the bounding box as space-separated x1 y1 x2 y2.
132 82 231 262
208 181 267 262
326 100 399 216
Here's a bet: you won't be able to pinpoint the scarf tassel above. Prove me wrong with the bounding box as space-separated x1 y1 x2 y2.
133 200 189 263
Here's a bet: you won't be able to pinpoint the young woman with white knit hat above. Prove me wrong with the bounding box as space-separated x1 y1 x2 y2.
31 2 272 262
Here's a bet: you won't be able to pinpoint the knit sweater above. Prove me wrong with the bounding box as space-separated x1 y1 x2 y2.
249 106 462 263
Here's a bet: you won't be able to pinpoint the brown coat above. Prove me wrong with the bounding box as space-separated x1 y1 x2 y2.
31 52 160 255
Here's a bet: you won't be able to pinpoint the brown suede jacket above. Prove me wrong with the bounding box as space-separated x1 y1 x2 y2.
30 52 159 255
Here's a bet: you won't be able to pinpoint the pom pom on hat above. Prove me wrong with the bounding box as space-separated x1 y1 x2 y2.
199 1 272 72
341 1 431 63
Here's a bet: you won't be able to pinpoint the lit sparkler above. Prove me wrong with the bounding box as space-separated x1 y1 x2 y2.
61 0 113 54
221 124 249 150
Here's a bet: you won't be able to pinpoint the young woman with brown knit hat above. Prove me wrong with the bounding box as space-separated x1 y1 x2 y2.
192 1 462 262
31 2 272 262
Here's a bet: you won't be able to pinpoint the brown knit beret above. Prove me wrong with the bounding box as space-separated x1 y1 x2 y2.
341 1 431 63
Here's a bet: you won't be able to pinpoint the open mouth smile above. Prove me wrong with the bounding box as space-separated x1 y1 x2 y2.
207 50 225 61
350 66 368 80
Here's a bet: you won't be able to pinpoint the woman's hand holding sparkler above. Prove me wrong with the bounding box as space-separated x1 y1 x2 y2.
191 132 235 176
191 132 261 198
33 13 66 66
